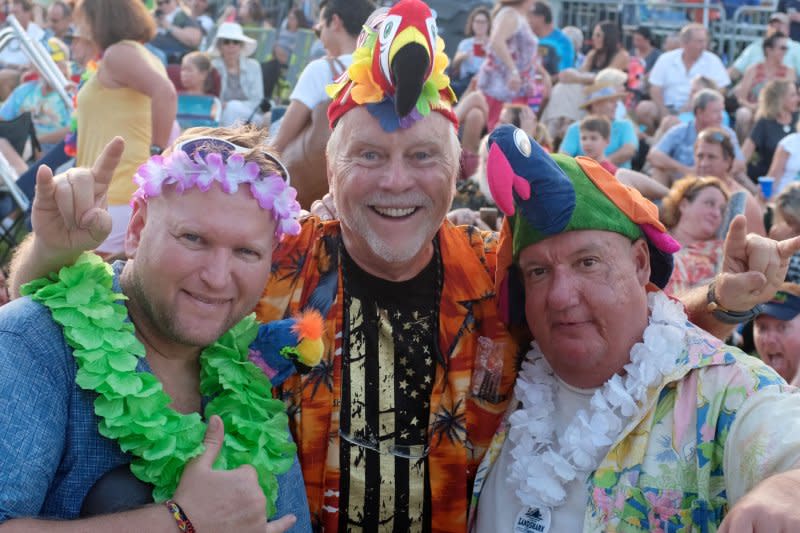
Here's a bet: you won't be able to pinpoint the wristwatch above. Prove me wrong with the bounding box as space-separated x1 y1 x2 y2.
150 144 163 156
706 279 763 324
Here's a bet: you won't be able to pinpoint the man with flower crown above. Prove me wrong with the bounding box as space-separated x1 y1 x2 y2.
9 1 800 532
0 126 315 531
469 124 800 532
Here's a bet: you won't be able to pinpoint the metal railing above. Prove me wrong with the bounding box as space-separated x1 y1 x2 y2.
0 15 72 108
553 0 777 63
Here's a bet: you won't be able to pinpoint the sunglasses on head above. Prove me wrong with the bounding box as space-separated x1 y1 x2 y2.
175 137 291 185
220 38 242 46
698 130 729 144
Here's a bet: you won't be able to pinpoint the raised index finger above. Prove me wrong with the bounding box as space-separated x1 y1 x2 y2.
91 137 126 191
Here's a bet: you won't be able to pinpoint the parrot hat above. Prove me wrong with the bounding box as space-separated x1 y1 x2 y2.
486 124 681 325
326 0 458 132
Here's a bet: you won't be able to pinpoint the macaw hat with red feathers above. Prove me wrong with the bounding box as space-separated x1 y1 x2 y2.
326 0 458 132
487 125 680 323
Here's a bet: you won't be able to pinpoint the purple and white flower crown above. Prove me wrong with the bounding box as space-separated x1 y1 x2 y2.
132 141 302 238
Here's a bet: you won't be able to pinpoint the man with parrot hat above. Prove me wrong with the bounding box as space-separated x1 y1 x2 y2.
260 2 520 530
470 124 800 532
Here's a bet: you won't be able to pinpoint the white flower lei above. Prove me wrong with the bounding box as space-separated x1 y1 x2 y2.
507 291 688 508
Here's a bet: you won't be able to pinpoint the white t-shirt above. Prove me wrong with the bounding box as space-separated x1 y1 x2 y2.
475 378 597 533
776 133 800 193
474 375 800 531
0 22 45 67
289 53 353 110
648 49 730 111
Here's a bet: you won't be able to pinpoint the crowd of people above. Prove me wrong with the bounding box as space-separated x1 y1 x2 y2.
4 0 800 531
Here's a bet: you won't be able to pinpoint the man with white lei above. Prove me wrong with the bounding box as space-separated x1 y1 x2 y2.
470 124 800 532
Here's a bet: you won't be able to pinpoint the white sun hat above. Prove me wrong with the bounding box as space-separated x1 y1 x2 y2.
211 22 257 57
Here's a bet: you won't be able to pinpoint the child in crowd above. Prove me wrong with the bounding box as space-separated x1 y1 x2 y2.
579 114 617 173
177 51 221 129
579 113 669 199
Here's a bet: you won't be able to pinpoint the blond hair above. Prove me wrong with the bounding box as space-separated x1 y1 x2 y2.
757 79 795 120
660 176 729 229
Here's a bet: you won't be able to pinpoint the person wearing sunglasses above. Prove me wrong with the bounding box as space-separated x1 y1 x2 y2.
0 127 311 532
729 12 800 84
210 22 264 127
733 31 795 145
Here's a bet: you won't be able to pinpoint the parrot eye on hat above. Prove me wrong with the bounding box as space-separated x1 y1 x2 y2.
514 128 531 157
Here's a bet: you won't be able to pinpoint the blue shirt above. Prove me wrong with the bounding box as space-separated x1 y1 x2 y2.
0 80 71 151
652 119 744 167
0 263 311 531
538 28 574 72
559 118 639 168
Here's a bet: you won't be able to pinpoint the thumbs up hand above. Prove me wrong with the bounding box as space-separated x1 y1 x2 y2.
173 416 297 532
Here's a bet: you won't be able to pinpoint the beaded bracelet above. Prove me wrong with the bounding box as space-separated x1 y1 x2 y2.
164 499 196 533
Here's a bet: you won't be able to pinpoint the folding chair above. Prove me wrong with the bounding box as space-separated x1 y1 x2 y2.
275 28 317 104
0 150 29 265
177 94 221 129
247 27 278 64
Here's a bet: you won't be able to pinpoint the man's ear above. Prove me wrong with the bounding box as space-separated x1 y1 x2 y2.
124 198 148 258
633 238 651 287
330 13 343 31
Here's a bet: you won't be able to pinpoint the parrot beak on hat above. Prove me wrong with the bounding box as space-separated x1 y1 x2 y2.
389 26 431 117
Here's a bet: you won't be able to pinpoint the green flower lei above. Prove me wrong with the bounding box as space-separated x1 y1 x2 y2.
21 253 296 516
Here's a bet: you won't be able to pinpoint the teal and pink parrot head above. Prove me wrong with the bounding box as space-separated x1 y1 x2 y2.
487 124 680 290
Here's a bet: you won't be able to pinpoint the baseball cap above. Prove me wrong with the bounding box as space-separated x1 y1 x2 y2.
759 284 800 321
770 12 790 25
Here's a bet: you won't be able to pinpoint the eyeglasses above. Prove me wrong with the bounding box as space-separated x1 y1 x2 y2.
338 429 429 460
175 137 291 185
220 38 243 46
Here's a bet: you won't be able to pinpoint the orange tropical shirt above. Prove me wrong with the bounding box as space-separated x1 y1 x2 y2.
256 217 520 532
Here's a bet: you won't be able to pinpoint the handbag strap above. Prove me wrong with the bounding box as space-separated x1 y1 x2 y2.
327 56 346 79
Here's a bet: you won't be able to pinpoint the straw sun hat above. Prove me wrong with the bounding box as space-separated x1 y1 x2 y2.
580 68 628 109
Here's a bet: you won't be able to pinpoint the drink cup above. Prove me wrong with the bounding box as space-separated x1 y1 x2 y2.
758 176 774 199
